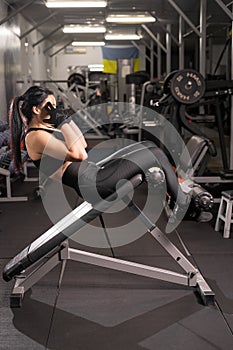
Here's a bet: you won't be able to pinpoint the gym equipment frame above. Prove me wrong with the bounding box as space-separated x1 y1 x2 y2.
150 69 233 185
0 166 27 202
3 173 215 308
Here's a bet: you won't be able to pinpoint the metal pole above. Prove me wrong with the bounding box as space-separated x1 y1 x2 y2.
199 0 207 77
230 6 233 169
157 22 180 46
167 0 201 37
150 39 154 79
49 41 73 57
214 0 233 20
208 37 213 75
179 16 184 69
215 0 233 170
141 39 158 58
20 13 57 39
131 40 152 63
0 0 34 26
33 25 64 47
213 0 233 168
157 33 161 78
43 37 65 53
183 15 212 38
142 25 167 53
166 24 171 74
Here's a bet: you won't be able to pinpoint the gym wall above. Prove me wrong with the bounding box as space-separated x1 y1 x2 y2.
51 46 103 81
50 44 146 83
0 2 20 121
19 14 48 83
0 3 48 122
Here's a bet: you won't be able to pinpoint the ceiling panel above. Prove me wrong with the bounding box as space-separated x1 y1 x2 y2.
3 0 232 49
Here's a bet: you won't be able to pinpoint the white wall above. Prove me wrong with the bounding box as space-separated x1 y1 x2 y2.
19 16 50 85
50 46 103 81
50 44 146 81
0 3 50 121
0 2 21 120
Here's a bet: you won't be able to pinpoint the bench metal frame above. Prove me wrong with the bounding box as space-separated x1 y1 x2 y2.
9 195 215 308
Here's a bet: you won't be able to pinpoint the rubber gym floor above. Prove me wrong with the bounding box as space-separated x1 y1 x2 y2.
0 171 233 350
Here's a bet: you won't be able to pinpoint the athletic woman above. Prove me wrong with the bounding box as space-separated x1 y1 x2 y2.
10 86 189 219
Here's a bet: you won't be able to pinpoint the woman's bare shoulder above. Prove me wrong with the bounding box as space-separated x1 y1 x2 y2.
25 128 54 147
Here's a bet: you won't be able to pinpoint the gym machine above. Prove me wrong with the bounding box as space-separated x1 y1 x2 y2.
3 142 215 308
148 69 233 185
122 71 151 139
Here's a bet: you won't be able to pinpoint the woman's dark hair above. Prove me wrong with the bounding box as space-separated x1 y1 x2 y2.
10 86 54 172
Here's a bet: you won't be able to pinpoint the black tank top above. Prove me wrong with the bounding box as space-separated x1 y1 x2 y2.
26 127 65 176
26 127 87 196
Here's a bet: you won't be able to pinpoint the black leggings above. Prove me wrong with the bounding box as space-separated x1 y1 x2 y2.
62 141 187 205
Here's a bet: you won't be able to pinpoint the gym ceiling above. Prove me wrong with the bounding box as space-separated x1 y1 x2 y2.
4 0 233 50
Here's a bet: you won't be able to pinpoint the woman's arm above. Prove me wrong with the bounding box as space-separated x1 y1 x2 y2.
26 127 87 162
60 121 87 160
65 120 87 148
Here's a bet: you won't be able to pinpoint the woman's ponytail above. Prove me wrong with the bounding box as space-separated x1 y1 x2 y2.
9 96 24 173
9 86 54 173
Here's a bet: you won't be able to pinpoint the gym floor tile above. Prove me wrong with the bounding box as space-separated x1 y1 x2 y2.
0 180 233 349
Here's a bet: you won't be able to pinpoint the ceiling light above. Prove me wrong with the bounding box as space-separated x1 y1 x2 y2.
46 1 107 8
63 25 106 33
72 41 105 46
105 34 141 40
24 37 29 47
88 64 104 68
106 13 156 24
88 64 104 71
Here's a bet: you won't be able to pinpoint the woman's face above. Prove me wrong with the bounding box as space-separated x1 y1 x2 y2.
39 94 56 123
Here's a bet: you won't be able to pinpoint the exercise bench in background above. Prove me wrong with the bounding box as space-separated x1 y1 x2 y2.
215 190 233 238
0 150 38 202
0 150 28 202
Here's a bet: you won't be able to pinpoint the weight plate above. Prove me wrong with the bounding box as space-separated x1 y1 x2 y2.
163 70 178 94
67 73 86 91
170 69 205 105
